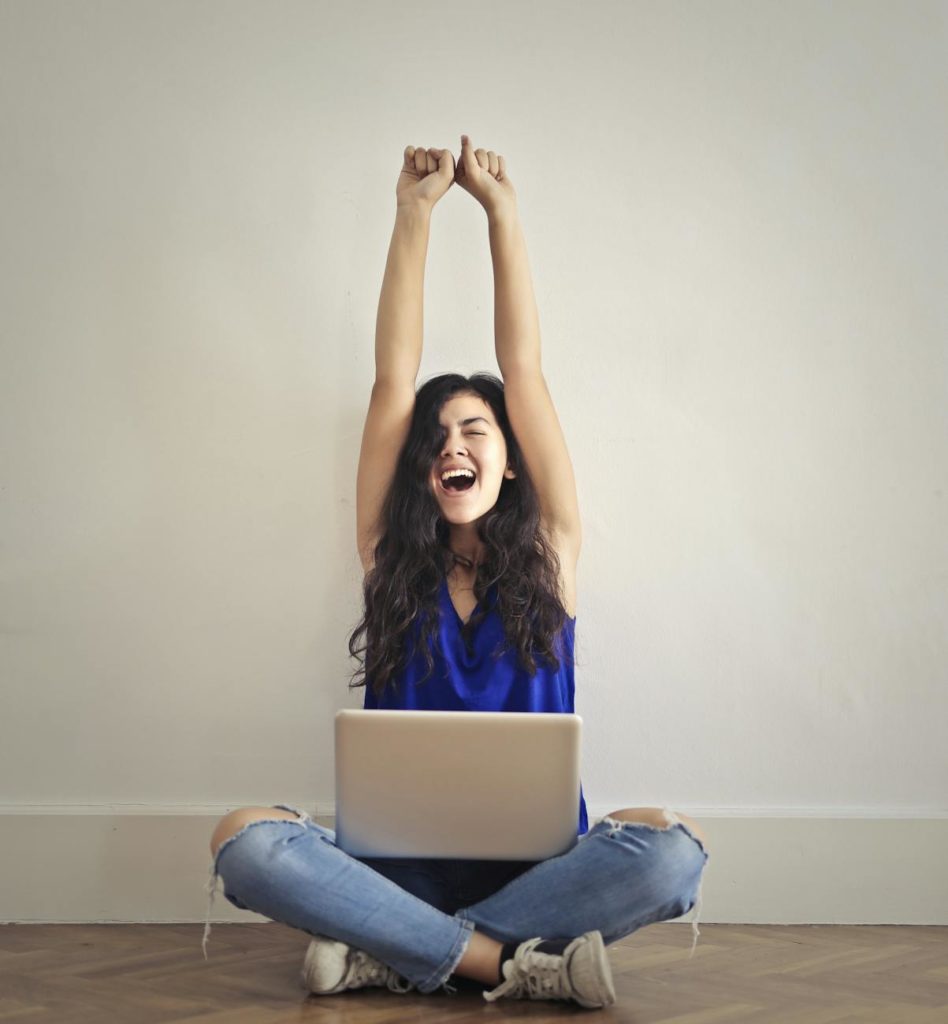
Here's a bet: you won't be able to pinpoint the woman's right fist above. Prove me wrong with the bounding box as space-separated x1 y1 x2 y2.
396 145 455 210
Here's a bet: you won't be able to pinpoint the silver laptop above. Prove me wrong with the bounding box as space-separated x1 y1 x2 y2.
334 709 582 860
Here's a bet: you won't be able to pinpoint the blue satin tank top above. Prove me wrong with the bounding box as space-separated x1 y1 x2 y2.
361 575 588 835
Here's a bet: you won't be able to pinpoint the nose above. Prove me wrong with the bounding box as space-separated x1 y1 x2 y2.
441 437 467 458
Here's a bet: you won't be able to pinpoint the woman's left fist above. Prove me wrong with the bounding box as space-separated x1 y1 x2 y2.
455 135 517 216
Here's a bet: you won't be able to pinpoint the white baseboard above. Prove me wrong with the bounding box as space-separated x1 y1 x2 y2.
1 805 945 926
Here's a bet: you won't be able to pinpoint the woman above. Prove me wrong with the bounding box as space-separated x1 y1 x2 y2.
203 136 710 1008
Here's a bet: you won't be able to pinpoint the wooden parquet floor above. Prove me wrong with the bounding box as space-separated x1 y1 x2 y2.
1 922 945 1023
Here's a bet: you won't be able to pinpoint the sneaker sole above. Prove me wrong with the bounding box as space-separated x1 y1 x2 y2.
568 930 617 1008
301 937 349 994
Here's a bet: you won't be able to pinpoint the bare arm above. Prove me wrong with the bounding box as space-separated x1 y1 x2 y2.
489 208 541 377
356 145 457 572
355 203 431 571
488 205 581 545
373 203 430 385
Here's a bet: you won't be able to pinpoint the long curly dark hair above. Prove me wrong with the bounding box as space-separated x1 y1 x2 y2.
347 372 574 702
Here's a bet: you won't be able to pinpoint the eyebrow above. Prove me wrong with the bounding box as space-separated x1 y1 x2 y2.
441 416 491 429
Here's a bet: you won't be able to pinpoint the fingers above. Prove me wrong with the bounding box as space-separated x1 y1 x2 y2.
461 135 502 179
404 145 452 177
405 138 500 186
400 145 429 175
475 149 500 178
426 148 453 174
460 134 476 174
403 145 423 174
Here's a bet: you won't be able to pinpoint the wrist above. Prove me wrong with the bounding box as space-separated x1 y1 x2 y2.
396 200 433 223
486 201 518 228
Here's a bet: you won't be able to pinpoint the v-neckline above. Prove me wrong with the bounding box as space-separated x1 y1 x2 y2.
443 576 491 628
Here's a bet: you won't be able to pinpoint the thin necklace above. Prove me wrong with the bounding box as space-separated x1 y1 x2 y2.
446 548 475 571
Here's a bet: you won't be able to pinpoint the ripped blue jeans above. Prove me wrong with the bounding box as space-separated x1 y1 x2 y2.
202 804 709 995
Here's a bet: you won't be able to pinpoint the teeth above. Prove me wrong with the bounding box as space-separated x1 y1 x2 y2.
441 468 475 483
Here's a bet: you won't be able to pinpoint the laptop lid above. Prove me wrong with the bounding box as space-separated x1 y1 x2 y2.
334 709 582 860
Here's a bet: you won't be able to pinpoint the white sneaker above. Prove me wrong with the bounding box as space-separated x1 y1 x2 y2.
482 930 616 1008
300 935 415 995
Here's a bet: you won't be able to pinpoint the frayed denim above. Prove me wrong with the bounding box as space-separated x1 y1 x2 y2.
203 804 708 995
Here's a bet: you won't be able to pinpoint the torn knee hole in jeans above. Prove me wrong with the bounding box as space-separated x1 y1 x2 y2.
601 806 677 836
202 807 311 961
601 807 707 854
213 811 310 866
599 807 709 959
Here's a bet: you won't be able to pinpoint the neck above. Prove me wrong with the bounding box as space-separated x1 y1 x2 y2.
445 522 484 571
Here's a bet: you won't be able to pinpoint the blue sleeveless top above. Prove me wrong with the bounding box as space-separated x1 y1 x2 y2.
361 576 588 835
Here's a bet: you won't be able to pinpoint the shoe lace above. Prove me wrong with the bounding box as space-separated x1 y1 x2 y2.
348 948 414 993
483 938 569 1003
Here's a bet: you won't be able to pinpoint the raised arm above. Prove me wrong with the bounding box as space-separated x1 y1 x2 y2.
355 147 455 574
490 208 582 549
456 135 582 550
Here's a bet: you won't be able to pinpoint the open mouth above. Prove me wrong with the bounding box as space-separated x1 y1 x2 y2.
438 469 477 496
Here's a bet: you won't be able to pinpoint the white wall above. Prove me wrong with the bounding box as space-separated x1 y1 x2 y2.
1 0 946 921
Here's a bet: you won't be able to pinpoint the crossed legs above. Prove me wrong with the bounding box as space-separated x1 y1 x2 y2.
209 804 710 987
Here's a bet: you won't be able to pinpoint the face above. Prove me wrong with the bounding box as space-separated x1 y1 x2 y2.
430 392 516 525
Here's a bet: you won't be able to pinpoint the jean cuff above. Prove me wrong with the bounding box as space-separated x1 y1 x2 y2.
417 918 476 995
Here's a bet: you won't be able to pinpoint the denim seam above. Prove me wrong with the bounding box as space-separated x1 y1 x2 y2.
418 916 475 994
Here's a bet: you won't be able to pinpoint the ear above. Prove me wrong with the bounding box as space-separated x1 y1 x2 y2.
503 465 516 479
